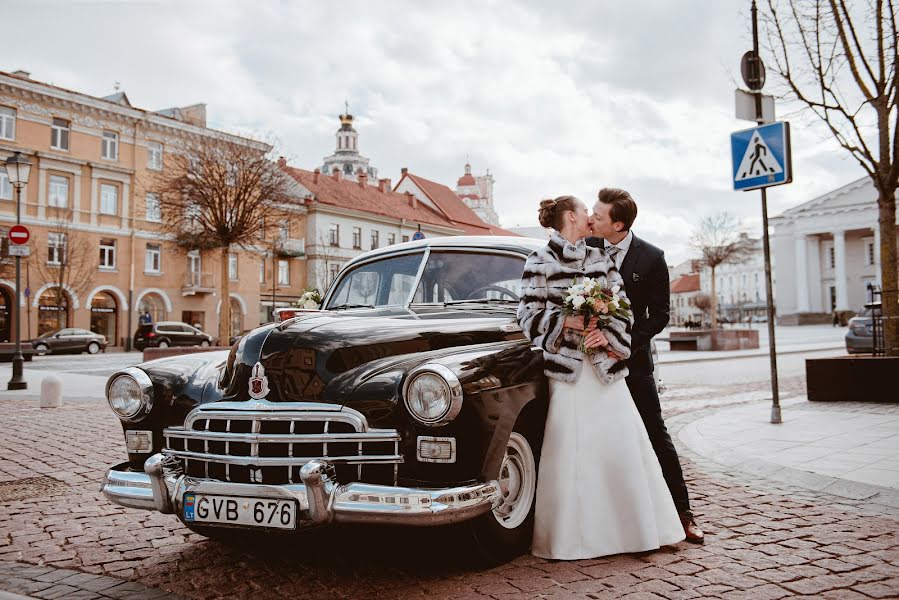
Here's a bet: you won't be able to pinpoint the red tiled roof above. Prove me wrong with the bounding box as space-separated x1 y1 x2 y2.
398 172 519 236
282 167 460 230
671 273 701 294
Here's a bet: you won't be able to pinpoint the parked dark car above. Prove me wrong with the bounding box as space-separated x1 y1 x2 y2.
133 321 214 351
845 303 878 354
101 236 663 562
31 328 107 355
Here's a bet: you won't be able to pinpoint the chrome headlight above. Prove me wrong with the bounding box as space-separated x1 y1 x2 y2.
106 368 154 421
403 364 463 426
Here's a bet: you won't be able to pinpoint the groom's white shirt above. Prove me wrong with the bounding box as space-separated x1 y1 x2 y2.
606 230 633 270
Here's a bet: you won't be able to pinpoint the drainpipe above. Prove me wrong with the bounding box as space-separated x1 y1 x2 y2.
125 118 140 351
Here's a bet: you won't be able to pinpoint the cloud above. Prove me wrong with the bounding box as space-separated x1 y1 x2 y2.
4 0 866 264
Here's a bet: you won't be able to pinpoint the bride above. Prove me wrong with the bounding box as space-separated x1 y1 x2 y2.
517 195 684 559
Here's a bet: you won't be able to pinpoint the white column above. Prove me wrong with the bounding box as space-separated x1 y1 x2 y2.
37 168 47 220
90 176 98 226
833 230 849 310
873 225 882 286
806 236 822 311
794 235 810 312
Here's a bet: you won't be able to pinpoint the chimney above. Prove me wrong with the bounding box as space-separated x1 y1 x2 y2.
313 168 320 184
406 191 417 209
378 178 391 193
12 70 31 79
332 167 342 181
358 172 368 187
277 156 287 168
401 167 408 176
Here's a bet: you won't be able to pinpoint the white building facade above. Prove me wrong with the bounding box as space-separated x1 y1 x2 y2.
699 236 771 322
771 177 896 323
454 162 500 226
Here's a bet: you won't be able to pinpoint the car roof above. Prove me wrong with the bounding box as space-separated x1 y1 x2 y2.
342 235 546 270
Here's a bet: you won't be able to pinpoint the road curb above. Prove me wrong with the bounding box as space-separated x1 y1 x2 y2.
659 343 844 365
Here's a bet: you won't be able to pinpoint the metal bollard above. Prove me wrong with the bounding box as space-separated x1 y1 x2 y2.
40 374 63 408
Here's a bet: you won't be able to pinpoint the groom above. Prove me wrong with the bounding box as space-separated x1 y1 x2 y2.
586 187 704 544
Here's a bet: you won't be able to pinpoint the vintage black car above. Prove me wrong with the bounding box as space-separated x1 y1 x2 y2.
101 236 660 561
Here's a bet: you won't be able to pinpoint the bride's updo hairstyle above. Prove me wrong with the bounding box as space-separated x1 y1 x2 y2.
538 195 578 231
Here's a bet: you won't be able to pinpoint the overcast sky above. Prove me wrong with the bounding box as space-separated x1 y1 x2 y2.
7 0 868 264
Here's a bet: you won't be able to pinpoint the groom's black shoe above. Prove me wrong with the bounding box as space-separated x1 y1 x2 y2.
680 511 704 544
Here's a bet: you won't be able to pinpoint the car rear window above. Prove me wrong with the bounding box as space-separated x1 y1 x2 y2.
137 325 153 334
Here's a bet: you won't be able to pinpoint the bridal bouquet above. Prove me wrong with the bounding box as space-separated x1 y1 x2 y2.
561 277 632 354
293 288 323 310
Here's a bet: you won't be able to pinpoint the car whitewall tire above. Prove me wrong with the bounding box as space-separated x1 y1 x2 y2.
492 431 537 530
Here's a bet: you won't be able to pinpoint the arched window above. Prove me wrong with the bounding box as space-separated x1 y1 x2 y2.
90 291 118 344
230 297 243 337
38 288 70 335
138 293 166 325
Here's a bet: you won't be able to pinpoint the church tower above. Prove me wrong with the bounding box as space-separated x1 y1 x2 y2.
321 103 378 184
455 161 499 225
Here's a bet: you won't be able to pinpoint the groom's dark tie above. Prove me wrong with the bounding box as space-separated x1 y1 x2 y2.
606 245 620 266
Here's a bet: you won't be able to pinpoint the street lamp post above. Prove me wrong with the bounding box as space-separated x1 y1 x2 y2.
5 152 31 390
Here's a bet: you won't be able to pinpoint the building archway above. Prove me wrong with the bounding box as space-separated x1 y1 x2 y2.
137 292 167 326
37 287 71 336
90 291 118 345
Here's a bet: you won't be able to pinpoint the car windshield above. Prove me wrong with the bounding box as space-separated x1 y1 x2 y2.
857 307 873 318
327 252 426 308
413 251 525 304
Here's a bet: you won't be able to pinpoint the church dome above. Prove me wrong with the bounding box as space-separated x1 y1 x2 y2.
457 162 477 186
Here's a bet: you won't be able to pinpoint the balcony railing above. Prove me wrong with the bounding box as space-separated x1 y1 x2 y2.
182 272 215 295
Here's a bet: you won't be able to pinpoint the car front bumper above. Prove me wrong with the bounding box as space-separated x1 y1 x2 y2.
102 453 502 528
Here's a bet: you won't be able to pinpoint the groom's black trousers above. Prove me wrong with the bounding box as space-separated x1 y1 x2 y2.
625 373 691 514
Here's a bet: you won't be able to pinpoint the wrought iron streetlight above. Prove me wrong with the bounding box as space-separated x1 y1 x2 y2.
5 151 31 390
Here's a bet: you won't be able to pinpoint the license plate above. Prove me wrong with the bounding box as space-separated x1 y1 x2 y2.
183 493 297 529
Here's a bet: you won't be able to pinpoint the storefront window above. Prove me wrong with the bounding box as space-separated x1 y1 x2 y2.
138 293 166 325
90 292 117 344
38 288 69 336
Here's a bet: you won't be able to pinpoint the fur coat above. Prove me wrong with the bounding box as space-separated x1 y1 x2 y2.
516 231 633 384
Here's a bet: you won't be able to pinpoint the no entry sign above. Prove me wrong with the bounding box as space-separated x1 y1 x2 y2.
8 225 29 245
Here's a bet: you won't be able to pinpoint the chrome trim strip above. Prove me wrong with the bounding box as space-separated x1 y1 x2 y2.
164 430 401 444
404 246 431 308
162 449 403 466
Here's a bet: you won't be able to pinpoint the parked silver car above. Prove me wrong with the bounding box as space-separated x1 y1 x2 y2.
845 303 878 354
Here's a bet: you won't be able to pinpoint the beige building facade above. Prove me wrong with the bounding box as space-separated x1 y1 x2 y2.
0 70 308 346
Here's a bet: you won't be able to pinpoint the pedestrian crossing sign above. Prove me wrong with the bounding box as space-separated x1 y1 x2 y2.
731 121 792 191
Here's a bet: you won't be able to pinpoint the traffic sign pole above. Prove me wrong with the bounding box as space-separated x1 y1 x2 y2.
751 0 781 424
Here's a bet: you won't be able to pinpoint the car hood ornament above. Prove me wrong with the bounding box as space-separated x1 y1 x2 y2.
248 362 270 400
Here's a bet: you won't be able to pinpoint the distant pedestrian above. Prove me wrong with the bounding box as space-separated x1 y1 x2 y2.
832 309 839 327
139 311 152 325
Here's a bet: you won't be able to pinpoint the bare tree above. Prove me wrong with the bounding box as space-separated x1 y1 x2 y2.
151 138 296 342
691 213 754 328
30 208 94 328
761 0 899 355
693 293 714 326
307 233 342 294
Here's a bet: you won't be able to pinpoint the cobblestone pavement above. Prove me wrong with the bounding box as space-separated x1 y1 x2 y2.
1 376 897 599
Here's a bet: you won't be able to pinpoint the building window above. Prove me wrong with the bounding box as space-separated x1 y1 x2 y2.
100 184 118 215
229 254 238 280
279 222 289 241
0 106 15 140
278 259 290 285
145 193 161 222
99 238 116 269
329 223 339 246
145 243 161 273
825 244 835 269
865 239 876 266
371 230 379 250
102 130 119 160
185 201 201 222
259 260 265 283
387 233 396 246
328 263 340 285
147 141 163 171
352 227 362 249
48 233 66 264
51 118 70 150
48 175 69 208
0 168 13 200
402 235 409 243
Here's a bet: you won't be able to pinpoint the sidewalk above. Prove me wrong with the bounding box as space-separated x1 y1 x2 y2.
676 397 899 516
0 368 107 402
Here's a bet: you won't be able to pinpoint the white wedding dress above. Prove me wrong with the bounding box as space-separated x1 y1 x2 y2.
532 365 685 559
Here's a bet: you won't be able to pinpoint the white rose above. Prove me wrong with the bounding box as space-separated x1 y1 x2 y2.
572 296 586 309
611 284 621 295
303 299 320 310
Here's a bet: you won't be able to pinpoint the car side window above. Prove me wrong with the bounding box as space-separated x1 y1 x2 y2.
414 251 525 302
328 252 425 308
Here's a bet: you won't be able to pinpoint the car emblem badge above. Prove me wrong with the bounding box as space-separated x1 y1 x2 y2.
248 362 270 400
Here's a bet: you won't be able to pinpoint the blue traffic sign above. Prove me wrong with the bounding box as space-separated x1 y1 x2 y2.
731 121 792 191
412 231 425 241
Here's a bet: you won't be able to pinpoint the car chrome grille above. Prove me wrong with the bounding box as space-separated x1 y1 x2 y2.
162 402 402 485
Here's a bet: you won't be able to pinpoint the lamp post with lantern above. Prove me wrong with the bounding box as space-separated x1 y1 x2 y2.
5 151 31 390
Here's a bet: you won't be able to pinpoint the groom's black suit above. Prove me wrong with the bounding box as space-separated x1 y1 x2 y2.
586 233 691 513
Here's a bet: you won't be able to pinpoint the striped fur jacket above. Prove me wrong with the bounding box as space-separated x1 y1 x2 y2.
516 231 633 384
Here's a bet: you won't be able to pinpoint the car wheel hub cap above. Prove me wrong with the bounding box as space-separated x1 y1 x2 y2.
492 432 535 529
